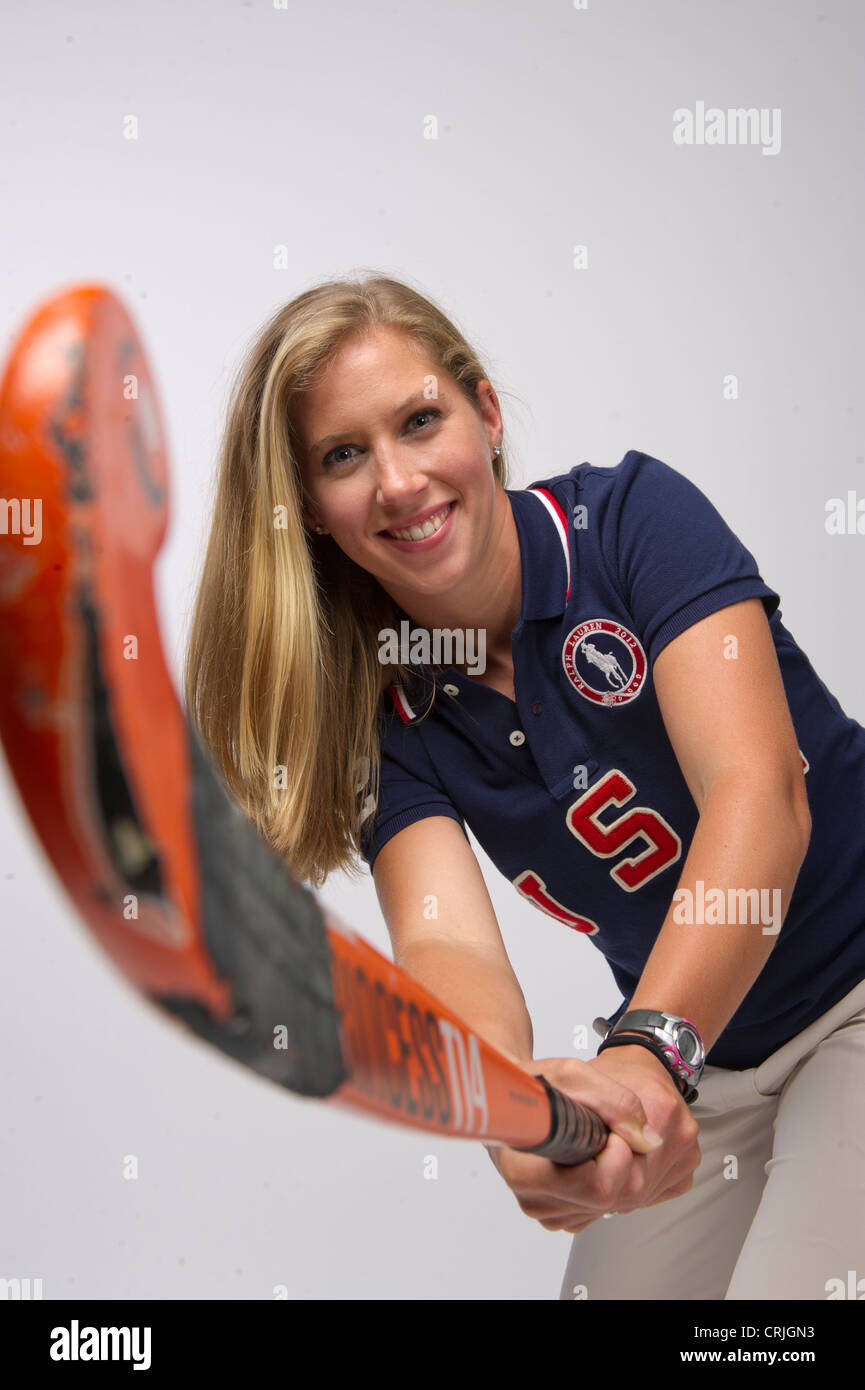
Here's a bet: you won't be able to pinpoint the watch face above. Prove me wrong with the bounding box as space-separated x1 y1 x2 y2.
677 1028 700 1064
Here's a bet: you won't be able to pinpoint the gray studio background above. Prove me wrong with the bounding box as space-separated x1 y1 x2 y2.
1 0 862 1300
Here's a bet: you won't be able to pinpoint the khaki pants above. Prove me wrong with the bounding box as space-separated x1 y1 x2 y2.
559 974 865 1300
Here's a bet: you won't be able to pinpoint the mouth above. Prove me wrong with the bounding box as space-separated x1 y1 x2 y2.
379 501 456 550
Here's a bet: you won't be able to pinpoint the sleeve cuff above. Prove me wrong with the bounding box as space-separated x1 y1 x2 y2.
648 580 780 668
363 805 468 872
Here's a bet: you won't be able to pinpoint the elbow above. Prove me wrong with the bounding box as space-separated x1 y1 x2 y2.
788 765 812 858
706 767 812 860
794 798 812 859
783 773 812 861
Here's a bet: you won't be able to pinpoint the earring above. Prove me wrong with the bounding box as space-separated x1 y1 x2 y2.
493 444 501 458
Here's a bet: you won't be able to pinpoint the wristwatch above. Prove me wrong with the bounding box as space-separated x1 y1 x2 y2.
593 1008 706 1104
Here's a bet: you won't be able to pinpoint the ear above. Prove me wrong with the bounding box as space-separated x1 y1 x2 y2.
299 498 324 533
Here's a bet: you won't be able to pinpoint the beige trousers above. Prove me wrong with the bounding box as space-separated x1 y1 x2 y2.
559 974 865 1300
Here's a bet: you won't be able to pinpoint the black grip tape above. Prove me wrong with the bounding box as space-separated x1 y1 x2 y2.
510 1073 609 1166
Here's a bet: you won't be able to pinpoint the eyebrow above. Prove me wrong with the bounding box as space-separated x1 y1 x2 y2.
309 390 445 458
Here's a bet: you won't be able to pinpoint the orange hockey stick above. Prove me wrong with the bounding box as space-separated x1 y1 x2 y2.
0 284 608 1165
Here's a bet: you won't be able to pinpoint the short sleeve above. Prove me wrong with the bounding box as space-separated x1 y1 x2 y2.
358 718 468 873
604 452 781 666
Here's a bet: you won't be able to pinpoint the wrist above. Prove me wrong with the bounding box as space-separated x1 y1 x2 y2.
595 1039 685 1092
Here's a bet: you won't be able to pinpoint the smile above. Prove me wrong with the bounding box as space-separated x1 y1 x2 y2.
381 501 455 547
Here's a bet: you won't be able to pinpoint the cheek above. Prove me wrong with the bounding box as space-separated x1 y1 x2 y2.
326 490 374 550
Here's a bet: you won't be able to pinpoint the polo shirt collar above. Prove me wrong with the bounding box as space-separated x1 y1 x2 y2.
507 484 572 622
387 484 572 723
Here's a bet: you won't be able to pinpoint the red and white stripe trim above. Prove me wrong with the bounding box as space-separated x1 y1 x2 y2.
528 487 571 602
388 682 416 723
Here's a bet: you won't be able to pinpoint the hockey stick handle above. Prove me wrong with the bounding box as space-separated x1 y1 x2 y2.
521 1071 609 1165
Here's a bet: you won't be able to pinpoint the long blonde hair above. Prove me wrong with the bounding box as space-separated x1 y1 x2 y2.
183 272 511 887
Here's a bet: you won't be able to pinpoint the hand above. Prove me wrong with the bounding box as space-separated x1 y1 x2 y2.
484 1047 701 1235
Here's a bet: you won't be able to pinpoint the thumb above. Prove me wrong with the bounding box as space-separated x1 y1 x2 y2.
618 1119 665 1153
542 1059 666 1154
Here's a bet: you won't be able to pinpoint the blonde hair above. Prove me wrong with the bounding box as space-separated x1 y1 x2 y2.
183 272 511 887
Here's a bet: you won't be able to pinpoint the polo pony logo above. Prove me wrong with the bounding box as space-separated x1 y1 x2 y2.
562 619 647 707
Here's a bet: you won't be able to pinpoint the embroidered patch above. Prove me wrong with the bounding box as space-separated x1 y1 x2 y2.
562 619 647 706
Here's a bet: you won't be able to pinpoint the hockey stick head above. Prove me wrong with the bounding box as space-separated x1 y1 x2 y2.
0 284 345 1097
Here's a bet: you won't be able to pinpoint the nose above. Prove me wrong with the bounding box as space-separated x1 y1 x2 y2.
373 450 429 509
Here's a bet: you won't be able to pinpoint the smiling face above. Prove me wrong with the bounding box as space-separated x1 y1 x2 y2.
293 327 504 608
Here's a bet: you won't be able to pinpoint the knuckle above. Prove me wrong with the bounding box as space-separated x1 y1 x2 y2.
669 1173 694 1197
614 1160 646 1208
593 1161 630 1209
682 1113 700 1143
657 1089 683 1124
557 1058 588 1088
590 1172 616 1209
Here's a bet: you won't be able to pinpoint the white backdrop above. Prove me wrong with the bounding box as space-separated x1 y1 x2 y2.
0 0 862 1300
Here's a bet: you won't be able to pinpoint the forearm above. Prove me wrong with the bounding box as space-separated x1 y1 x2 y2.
626 774 811 1054
396 938 535 1068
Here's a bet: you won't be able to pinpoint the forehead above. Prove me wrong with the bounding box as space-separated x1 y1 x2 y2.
307 328 435 401
294 329 447 451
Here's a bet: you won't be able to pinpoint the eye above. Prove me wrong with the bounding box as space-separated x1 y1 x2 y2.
321 408 441 470
407 408 441 432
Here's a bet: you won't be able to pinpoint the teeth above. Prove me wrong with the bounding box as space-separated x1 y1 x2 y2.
387 503 451 542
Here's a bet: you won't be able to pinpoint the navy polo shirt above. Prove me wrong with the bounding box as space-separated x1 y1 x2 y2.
359 450 865 1068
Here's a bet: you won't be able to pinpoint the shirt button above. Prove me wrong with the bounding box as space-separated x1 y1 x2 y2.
442 683 459 696
509 729 526 746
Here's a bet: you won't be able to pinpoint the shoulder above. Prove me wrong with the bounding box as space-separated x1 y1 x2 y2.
522 450 694 561
526 449 683 501
526 451 736 546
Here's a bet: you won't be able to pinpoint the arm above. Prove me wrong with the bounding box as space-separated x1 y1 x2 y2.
622 769 809 1053
372 815 535 1067
606 598 812 1067
374 817 696 1231
396 939 534 1068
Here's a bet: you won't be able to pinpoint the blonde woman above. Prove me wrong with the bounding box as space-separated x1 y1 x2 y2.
185 273 865 1301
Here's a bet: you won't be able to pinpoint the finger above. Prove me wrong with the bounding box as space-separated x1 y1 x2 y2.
538 1213 600 1233
533 1058 662 1154
543 1129 638 1206
581 1127 650 1211
483 1143 502 1173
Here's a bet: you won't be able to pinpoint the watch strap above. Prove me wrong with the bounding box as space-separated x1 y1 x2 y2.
596 1032 699 1105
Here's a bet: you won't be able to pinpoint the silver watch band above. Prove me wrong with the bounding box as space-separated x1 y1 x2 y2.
593 1008 706 1096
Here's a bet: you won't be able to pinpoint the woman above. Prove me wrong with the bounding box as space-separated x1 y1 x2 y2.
184 273 865 1301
